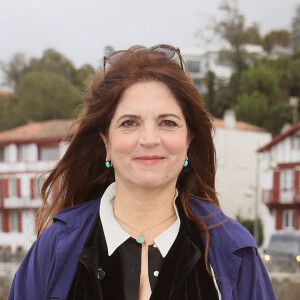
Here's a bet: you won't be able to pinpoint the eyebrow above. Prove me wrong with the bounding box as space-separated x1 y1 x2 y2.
116 113 182 123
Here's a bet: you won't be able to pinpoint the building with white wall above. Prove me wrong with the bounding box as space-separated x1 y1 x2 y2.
181 44 266 94
258 123 300 242
214 110 271 222
0 120 73 255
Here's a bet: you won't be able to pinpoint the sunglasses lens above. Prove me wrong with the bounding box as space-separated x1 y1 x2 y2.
108 51 125 64
151 47 175 59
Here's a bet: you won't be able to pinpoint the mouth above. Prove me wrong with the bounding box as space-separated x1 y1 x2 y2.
135 156 165 165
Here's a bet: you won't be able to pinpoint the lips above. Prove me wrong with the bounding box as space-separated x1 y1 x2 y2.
136 156 164 160
135 155 165 164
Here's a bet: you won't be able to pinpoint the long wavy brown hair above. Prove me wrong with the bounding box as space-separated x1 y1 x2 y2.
38 45 220 271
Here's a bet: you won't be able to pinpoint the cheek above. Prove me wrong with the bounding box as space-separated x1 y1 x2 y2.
163 133 188 154
109 134 138 155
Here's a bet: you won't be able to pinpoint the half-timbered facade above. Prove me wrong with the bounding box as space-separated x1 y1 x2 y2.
0 120 73 255
259 123 300 232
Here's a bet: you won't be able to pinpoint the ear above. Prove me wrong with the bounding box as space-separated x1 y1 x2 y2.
100 132 111 161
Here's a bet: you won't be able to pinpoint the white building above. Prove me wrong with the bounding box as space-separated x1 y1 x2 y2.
181 43 267 94
0 119 73 254
258 123 300 246
214 110 271 221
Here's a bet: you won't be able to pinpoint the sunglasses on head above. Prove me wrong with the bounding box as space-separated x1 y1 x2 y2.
103 44 188 75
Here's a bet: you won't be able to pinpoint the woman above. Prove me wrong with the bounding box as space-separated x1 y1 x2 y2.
8 45 276 300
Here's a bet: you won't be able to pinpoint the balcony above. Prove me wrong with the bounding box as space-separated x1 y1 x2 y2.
4 196 42 209
262 189 300 205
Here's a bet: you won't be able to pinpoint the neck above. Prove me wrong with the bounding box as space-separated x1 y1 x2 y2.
113 180 177 231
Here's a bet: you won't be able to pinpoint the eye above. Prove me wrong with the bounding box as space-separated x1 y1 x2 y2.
161 120 177 127
121 120 137 128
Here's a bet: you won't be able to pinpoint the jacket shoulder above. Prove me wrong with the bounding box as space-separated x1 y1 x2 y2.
189 197 257 252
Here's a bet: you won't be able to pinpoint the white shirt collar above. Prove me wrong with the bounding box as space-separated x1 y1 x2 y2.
99 182 180 257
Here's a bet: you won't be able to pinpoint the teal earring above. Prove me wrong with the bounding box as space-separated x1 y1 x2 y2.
184 157 189 167
105 159 112 168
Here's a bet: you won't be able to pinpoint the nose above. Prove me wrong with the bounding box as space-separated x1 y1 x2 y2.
138 126 160 147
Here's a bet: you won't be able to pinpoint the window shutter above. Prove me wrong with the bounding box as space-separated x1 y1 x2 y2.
295 209 300 230
17 211 22 232
2 212 9 232
295 170 300 202
273 171 280 203
17 178 21 198
30 178 34 199
275 209 283 230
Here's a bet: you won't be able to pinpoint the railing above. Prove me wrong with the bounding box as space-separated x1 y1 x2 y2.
262 189 300 204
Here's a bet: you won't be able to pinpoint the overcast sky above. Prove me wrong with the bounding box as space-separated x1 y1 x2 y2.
1 0 299 81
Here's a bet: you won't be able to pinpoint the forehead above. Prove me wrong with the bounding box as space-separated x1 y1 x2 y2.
113 81 184 117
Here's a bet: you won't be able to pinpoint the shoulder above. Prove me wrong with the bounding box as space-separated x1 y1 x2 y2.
9 198 101 299
189 197 257 252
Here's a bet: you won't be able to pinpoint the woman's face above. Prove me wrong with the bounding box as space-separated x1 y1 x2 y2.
102 81 190 189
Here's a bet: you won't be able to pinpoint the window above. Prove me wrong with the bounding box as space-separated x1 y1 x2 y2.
280 169 294 189
9 211 18 232
186 60 200 73
282 209 295 229
31 177 42 199
39 147 58 160
0 147 4 161
293 134 300 149
8 178 18 197
18 145 27 161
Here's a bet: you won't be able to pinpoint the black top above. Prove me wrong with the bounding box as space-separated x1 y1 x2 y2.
67 198 220 300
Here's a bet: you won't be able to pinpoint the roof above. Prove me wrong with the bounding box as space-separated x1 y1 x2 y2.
0 119 75 145
258 122 300 152
213 118 268 133
0 90 14 97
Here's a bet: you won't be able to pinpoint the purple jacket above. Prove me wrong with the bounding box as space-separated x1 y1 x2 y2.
8 197 276 300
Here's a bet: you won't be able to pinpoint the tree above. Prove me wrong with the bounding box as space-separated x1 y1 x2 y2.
203 71 216 114
239 64 278 99
0 93 14 130
234 91 270 127
0 53 29 88
233 62 293 134
13 71 81 125
213 0 263 77
29 48 78 85
263 29 291 52
292 4 300 50
244 24 263 45
73 64 95 91
0 48 95 92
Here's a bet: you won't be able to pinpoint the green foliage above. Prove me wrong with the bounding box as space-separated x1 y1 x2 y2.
29 49 78 85
0 53 29 88
244 24 263 45
234 91 269 127
13 71 81 125
239 64 279 99
203 71 216 113
233 62 294 134
213 0 262 78
0 94 13 130
236 215 264 247
263 29 291 52
0 48 96 130
1 48 95 91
